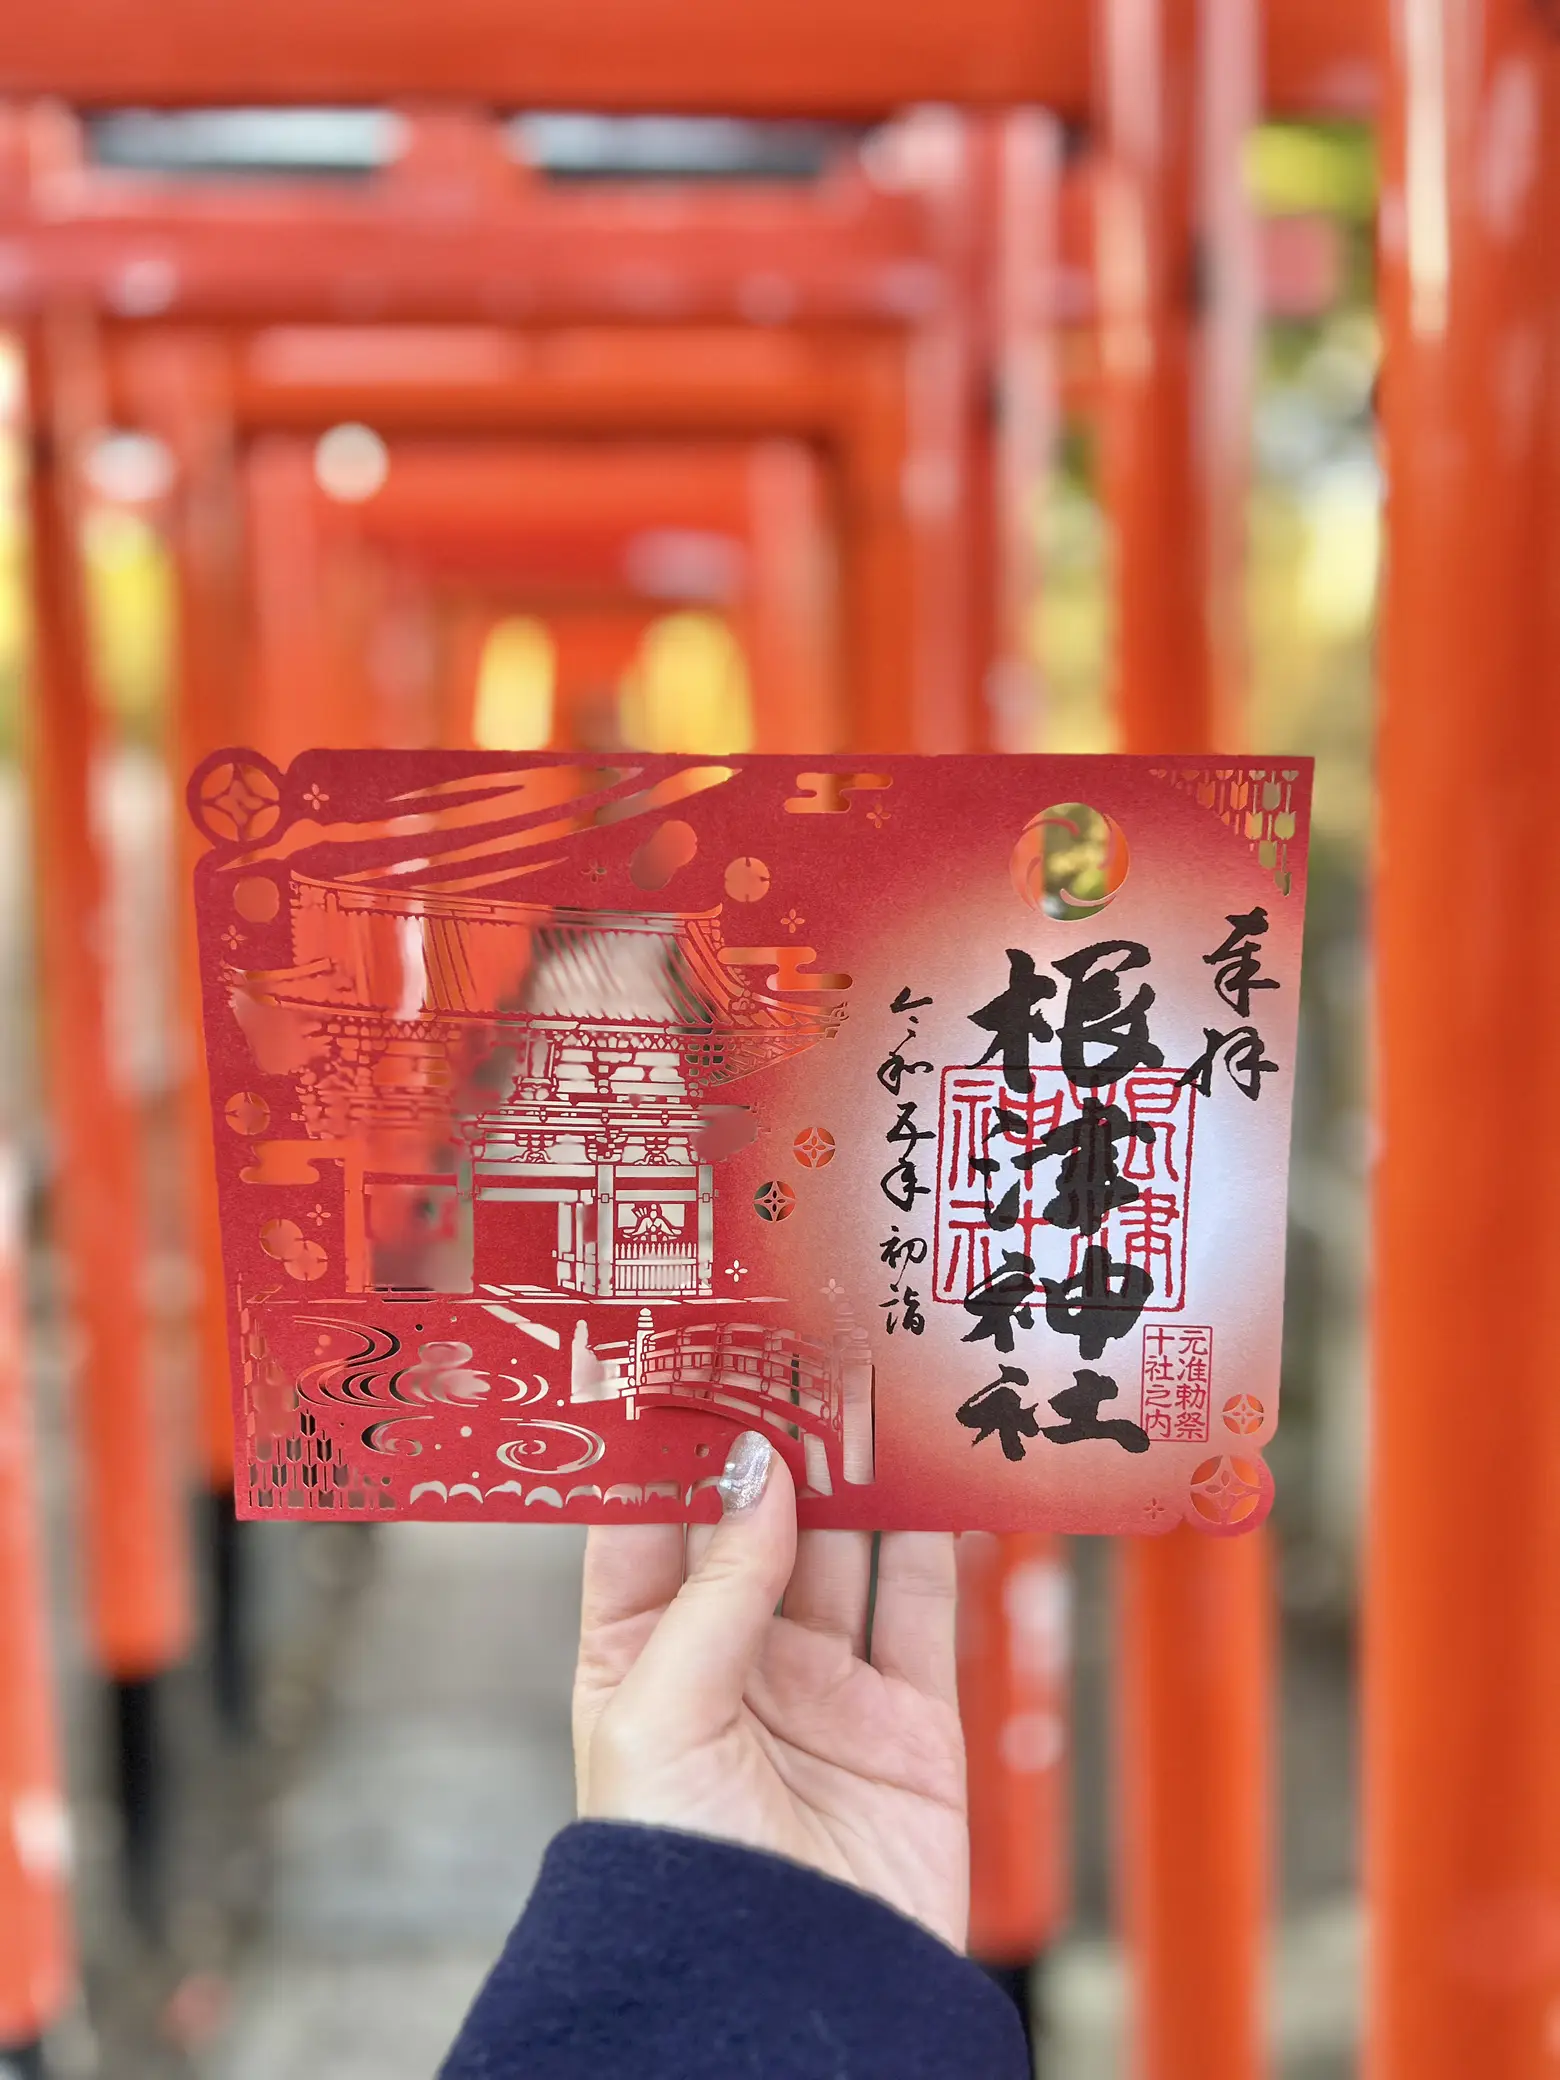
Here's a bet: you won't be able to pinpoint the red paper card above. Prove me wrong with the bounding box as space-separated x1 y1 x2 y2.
191 750 1310 1534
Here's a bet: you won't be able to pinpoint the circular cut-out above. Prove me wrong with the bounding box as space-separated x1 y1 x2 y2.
1189 1455 1263 1526
226 1091 271 1136
286 1240 328 1282
260 1217 328 1282
792 1126 836 1169
724 856 771 902
753 1180 796 1223
1011 803 1129 921
233 876 281 923
260 1218 303 1260
192 757 282 844
1221 1393 1266 1436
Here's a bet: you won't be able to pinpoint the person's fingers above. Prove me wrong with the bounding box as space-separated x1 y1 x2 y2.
574 1523 685 1801
580 1522 688 1661
869 1531 960 1706
608 1430 797 1749
782 1528 874 1658
683 1519 717 1579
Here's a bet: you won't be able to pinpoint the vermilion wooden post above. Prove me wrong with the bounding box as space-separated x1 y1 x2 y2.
893 109 995 754
739 440 840 753
127 334 256 1726
0 1145 73 2066
246 435 371 762
959 109 1071 2044
989 109 1062 759
839 336 922 754
1368 4 1560 2075
142 341 246 1485
23 314 192 1920
958 1534 1070 2011
1095 4 1270 2078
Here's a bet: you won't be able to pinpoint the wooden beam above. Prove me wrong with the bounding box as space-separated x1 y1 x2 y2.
109 322 866 437
0 185 1340 342
0 0 1373 118
0 0 1075 115
0 154 946 329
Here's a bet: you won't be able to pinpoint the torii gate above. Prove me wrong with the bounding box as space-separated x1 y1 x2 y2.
247 435 841 758
0 6 1388 2071
15 84 1181 2075
10 104 1031 1995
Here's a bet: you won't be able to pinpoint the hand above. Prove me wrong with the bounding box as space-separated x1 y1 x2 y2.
573 1430 969 1950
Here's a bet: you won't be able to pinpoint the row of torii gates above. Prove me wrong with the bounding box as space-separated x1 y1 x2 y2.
0 3 1550 2077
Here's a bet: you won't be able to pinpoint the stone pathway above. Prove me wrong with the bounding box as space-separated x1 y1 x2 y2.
204 1525 582 2080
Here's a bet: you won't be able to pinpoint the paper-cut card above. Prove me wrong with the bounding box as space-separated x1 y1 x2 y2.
190 750 1310 1534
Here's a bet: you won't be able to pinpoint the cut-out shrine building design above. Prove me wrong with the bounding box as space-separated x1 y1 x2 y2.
235 873 842 1300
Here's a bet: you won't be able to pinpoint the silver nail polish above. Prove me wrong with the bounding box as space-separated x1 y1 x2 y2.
717 1429 772 1513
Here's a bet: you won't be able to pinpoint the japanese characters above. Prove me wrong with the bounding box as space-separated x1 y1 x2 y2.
955 941 1163 1462
878 987 934 1335
1180 907 1281 1101
191 750 1309 1534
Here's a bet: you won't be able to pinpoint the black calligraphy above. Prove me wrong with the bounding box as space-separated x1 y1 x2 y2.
1052 941 1165 1087
957 1365 1042 1461
969 1103 1029 1232
969 951 1057 1096
958 1362 1149 1460
970 939 1164 1095
1180 1023 1278 1102
1204 906 1278 1019
880 1228 928 1276
1040 1368 1150 1453
953 945 1165 1453
881 1287 926 1336
1040 1243 1154 1361
1180 907 1281 1102
879 1226 928 1336
970 1094 1155 1239
960 1250 1037 1355
878 989 935 1329
1030 1095 1154 1236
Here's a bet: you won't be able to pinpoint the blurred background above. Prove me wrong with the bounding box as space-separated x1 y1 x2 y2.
0 6 1524 2075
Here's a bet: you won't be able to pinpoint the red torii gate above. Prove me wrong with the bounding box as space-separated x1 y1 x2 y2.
17 73 1222 2067
53 111 1073 2036
0 103 956 328
13 113 1019 1975
0 106 1339 376
215 366 1076 2031
271 436 841 757
112 318 983 747
0 25 1327 2071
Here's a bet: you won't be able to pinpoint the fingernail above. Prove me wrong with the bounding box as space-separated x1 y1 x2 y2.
717 1430 772 1514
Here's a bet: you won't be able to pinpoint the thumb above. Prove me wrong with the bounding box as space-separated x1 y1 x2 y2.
614 1430 796 1746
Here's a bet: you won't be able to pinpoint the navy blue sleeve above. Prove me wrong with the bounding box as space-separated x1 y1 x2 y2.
440 1821 1029 2079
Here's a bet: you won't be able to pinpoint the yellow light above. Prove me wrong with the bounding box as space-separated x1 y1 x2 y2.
619 611 754 755
472 617 555 750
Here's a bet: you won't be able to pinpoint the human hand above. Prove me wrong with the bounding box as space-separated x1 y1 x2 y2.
572 1430 969 1949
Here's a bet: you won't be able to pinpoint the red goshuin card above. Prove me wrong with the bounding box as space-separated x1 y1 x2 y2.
191 749 1310 1534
